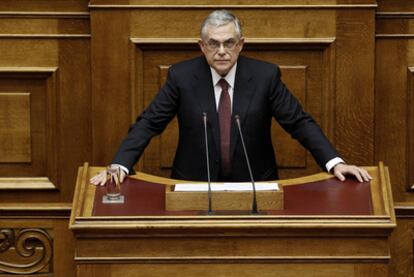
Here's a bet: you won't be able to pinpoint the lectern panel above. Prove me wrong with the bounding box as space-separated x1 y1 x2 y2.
92 177 372 216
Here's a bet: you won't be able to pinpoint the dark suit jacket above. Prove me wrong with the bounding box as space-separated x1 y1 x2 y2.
112 55 339 181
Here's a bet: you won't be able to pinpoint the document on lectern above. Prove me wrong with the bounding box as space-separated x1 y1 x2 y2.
174 182 279 192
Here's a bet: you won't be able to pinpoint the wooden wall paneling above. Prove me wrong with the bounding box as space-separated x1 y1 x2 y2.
335 8 375 167
77 263 380 277
91 10 132 166
0 0 90 12
0 67 59 192
375 7 414 202
375 1 414 275
375 38 408 202
0 92 31 163
127 8 336 39
0 4 91 203
0 3 90 275
322 34 336 152
272 65 308 169
89 0 377 7
407 38 414 199
158 65 178 171
389 207 414 277
77 264 111 277
377 0 414 13
409 67 414 191
57 37 92 202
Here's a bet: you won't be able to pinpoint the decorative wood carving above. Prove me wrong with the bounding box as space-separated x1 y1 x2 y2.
0 228 52 274
0 229 14 253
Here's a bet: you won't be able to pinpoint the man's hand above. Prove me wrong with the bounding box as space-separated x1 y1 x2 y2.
332 163 372 182
89 165 127 186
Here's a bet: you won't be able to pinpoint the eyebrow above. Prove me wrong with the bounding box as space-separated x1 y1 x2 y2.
208 38 236 43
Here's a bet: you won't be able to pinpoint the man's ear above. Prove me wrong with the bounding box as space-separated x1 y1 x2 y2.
238 37 245 51
198 39 205 54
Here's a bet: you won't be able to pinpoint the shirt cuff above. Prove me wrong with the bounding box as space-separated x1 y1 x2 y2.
111 164 129 175
325 157 345 172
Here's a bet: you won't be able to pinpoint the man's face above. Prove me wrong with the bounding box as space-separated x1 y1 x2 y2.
199 23 244 76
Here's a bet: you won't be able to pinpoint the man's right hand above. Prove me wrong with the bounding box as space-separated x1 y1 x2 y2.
89 165 127 186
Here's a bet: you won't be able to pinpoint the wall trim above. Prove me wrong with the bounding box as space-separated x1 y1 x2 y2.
89 4 378 9
0 203 72 218
0 11 90 19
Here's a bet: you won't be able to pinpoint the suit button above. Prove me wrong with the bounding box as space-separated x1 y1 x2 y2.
215 159 219 164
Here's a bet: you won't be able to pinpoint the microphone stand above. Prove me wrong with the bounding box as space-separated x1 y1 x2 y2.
203 112 213 215
235 115 258 214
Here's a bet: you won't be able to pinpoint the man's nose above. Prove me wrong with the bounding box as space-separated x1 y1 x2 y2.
218 44 226 55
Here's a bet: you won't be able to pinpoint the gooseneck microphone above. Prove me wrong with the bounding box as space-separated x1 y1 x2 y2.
234 115 259 214
202 112 213 215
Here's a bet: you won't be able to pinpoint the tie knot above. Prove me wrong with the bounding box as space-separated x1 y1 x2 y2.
218 79 229 91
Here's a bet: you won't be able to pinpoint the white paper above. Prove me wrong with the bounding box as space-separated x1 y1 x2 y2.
174 182 279 192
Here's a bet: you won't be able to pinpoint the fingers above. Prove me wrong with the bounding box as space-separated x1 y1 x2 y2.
351 166 372 182
353 169 364 183
334 169 346 181
120 170 126 183
90 170 107 186
359 168 372 182
333 164 373 183
98 174 107 186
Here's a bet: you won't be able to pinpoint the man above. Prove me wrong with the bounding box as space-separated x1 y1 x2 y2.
91 10 371 186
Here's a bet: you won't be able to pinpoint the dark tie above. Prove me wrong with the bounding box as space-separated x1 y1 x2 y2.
218 79 231 176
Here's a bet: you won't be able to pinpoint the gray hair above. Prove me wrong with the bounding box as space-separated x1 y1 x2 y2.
200 10 242 40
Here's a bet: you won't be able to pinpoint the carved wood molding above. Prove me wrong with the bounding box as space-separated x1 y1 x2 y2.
376 34 414 38
0 228 52 274
407 68 414 192
394 202 414 217
130 37 336 52
0 67 59 191
0 203 72 217
0 34 91 38
0 11 90 19
131 37 335 45
89 4 378 9
376 12 414 19
75 255 391 263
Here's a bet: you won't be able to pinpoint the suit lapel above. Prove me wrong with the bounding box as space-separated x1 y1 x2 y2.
231 57 256 159
192 57 221 154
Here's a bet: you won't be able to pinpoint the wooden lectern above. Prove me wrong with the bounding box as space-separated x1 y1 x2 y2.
70 163 395 276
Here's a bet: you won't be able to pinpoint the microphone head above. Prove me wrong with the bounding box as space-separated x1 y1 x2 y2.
234 114 240 123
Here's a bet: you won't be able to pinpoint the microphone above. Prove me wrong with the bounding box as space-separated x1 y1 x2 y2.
202 112 213 215
234 115 258 214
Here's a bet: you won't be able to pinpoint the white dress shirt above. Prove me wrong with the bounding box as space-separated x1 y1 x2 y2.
210 62 237 110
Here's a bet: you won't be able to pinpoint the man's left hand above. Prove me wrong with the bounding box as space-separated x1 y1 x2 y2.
332 163 372 182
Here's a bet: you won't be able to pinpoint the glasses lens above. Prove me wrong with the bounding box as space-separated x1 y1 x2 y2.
205 39 238 51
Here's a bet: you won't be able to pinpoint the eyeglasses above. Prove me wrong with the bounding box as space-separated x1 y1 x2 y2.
204 39 239 51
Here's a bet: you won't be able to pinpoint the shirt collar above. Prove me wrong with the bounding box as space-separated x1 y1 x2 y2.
210 62 237 88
